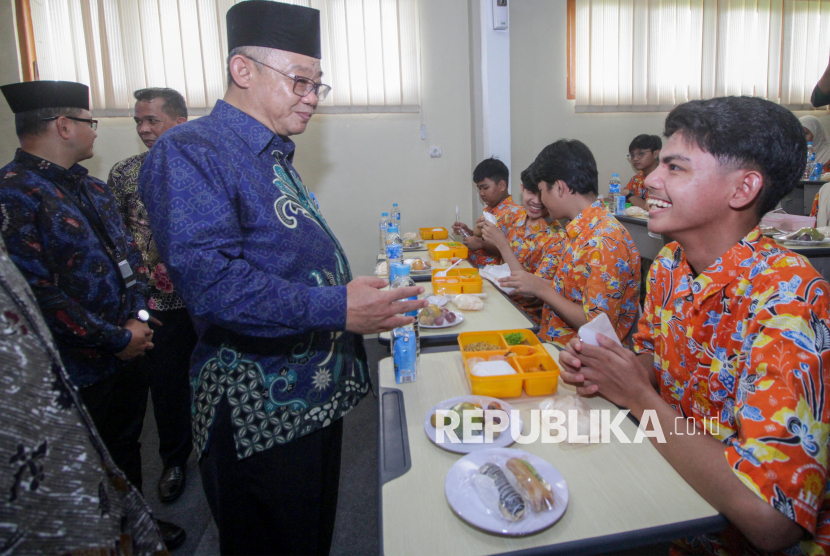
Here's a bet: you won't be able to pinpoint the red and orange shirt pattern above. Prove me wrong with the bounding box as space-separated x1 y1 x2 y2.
539 201 641 348
633 229 830 556
626 172 648 200
468 196 523 268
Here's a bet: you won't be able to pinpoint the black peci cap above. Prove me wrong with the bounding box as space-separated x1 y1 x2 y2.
0 81 89 113
227 1 321 59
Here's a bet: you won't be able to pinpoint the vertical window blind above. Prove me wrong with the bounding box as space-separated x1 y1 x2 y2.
29 0 421 116
574 0 830 112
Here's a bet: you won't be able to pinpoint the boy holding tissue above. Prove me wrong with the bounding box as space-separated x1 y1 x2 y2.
452 157 522 267
559 97 830 555
498 140 641 348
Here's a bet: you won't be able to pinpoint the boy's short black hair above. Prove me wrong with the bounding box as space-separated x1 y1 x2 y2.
628 134 662 153
15 107 82 138
473 157 509 185
133 88 188 120
663 96 806 216
531 139 598 196
520 165 539 194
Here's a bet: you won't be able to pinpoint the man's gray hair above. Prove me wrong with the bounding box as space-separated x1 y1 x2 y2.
226 46 278 88
133 87 187 120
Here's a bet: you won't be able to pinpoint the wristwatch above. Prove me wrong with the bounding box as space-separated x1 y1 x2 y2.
130 309 150 323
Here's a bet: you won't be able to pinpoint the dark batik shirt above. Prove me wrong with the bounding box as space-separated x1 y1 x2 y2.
139 100 370 460
0 237 165 555
0 150 149 388
109 152 186 312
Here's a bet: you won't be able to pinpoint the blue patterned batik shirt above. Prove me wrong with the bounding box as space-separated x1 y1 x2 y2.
139 100 370 460
0 150 149 388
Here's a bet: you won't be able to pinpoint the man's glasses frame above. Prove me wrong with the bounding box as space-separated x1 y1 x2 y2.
246 56 332 102
42 116 98 131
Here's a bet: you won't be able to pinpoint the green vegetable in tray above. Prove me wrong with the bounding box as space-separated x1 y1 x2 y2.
504 332 527 346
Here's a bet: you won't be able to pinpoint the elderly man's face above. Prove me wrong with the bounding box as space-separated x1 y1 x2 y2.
249 49 322 137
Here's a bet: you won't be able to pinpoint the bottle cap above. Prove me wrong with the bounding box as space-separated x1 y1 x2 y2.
612 173 619 177
382 212 389 216
394 263 411 276
808 142 813 147
393 203 398 206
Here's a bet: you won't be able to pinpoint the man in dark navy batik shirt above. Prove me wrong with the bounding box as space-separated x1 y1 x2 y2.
0 80 184 550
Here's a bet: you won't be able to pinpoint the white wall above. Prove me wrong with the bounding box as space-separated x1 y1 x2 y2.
81 0 474 276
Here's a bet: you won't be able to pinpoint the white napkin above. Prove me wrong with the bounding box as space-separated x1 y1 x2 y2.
577 312 623 347
482 211 498 225
480 264 514 293
471 360 516 377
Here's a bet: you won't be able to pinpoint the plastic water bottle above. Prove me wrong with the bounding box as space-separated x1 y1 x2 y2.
608 173 622 214
391 263 419 383
385 225 403 278
811 160 823 181
804 142 815 179
391 203 401 231
379 212 390 254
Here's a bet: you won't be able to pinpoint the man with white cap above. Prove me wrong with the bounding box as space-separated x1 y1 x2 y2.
139 2 426 554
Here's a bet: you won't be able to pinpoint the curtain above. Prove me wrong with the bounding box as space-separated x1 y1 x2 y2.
575 0 830 112
29 0 421 116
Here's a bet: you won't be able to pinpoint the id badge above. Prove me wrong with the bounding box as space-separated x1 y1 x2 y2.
117 258 137 289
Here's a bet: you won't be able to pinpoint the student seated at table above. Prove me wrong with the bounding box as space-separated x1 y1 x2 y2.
559 96 830 556
623 134 661 210
452 157 522 268
811 181 830 227
498 140 641 348
480 165 567 324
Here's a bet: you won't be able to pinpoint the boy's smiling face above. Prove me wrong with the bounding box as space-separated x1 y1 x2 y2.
476 177 508 208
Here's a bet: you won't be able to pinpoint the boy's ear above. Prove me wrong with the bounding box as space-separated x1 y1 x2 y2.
498 179 508 191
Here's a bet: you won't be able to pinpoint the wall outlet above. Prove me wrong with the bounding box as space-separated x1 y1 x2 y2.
430 146 442 158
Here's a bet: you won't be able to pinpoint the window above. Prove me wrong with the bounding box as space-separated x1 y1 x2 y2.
568 0 830 112
25 0 421 116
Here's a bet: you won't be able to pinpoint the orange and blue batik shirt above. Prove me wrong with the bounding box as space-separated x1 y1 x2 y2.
633 228 830 556
500 209 568 325
539 201 641 348
626 171 648 200
468 196 523 268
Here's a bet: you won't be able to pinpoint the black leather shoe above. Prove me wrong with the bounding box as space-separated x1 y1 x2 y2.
156 519 186 551
158 466 186 503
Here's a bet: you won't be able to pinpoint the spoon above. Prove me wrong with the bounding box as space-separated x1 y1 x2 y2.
435 257 463 277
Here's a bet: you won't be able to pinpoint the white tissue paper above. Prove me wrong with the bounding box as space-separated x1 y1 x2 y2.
434 244 450 251
480 264 514 293
426 295 450 307
482 211 498 225
578 312 623 348
453 294 485 311
624 206 648 218
471 360 516 377
538 394 598 444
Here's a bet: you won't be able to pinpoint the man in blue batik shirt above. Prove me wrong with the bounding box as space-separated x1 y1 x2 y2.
138 2 426 554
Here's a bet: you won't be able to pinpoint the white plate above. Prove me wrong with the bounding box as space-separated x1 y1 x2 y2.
402 258 432 275
445 448 569 535
773 233 830 247
419 311 465 329
402 241 424 251
424 395 522 454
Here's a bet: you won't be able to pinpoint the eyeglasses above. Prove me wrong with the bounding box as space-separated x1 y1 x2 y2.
246 57 331 102
626 150 651 161
42 116 98 131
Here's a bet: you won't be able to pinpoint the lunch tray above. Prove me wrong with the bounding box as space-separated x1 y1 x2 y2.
428 242 469 261
419 226 449 240
458 330 560 398
431 268 482 295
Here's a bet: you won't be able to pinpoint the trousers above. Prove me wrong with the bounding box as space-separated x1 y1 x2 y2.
146 307 196 468
200 399 343 556
80 361 150 492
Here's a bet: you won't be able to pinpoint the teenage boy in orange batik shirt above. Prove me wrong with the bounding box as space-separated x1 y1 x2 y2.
623 134 661 210
498 140 641 348
452 157 522 268
560 96 830 556
481 165 567 325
